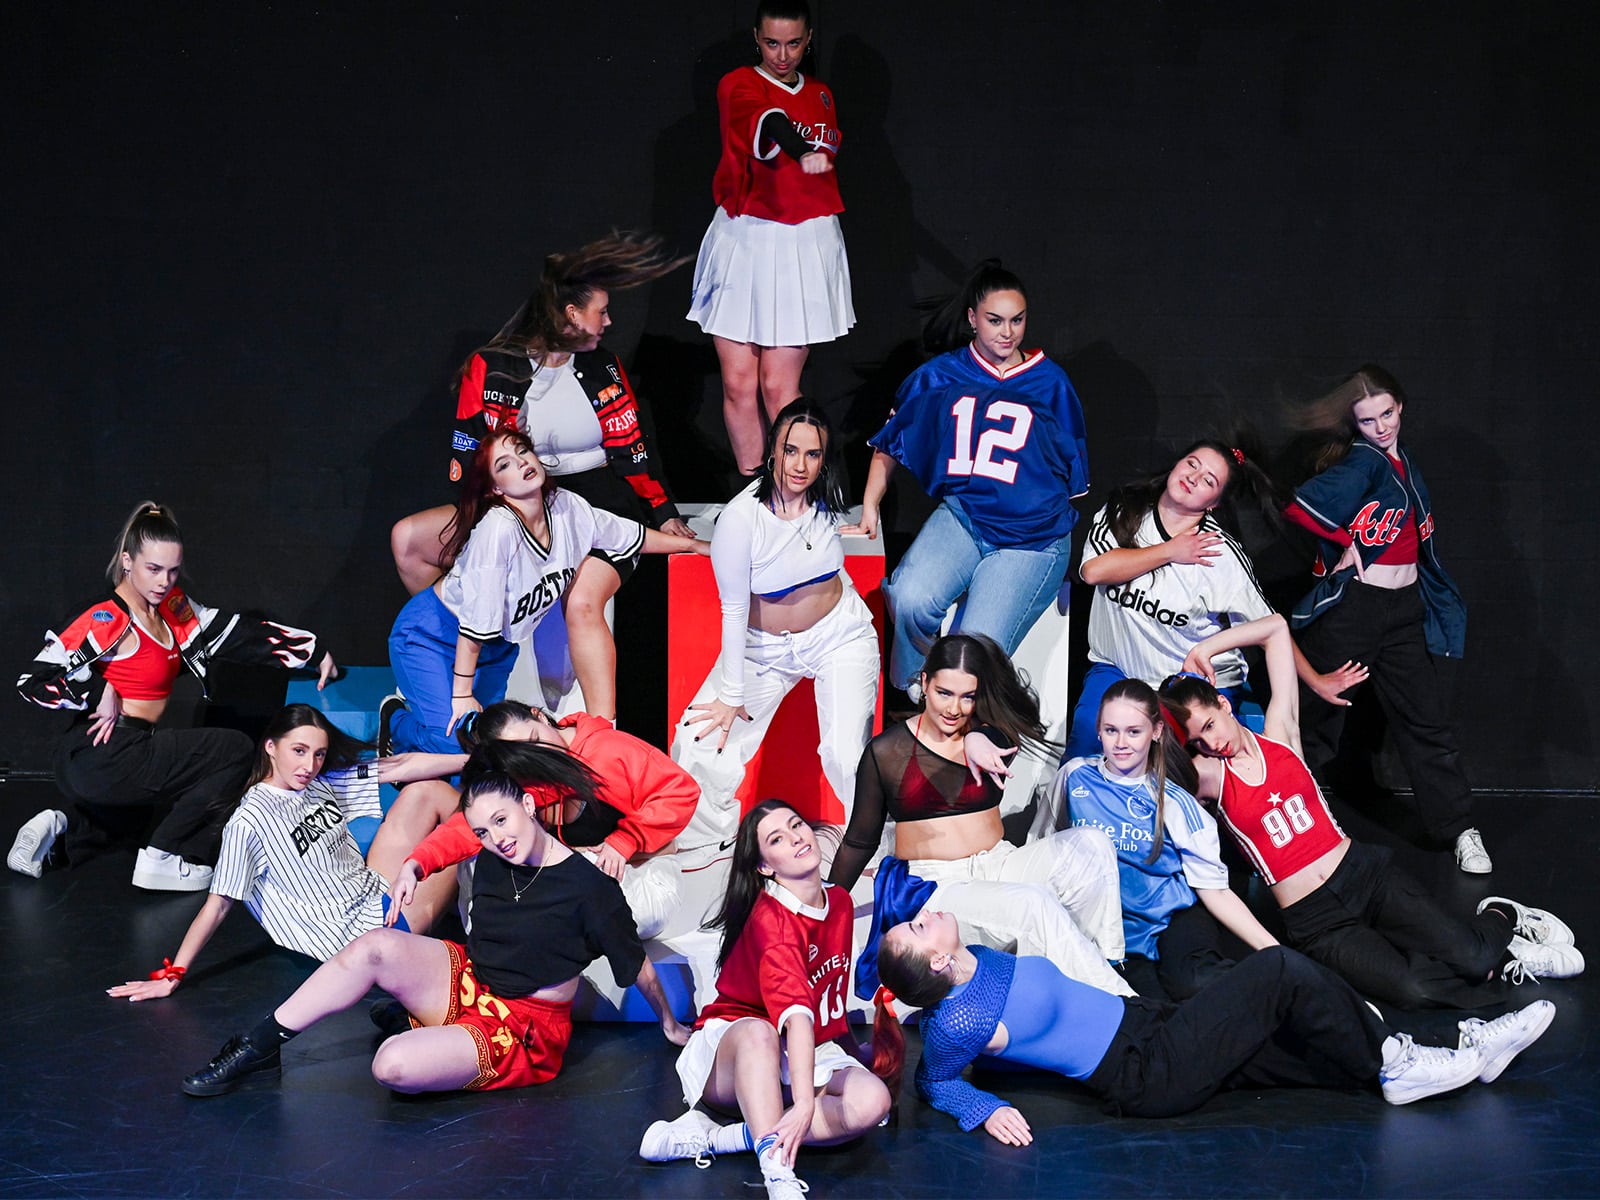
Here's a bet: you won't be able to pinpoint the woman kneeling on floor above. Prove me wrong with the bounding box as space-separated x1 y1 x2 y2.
178 756 689 1097
878 908 1554 1143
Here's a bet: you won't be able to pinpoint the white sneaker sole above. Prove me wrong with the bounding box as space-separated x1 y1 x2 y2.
132 864 213 892
7 812 64 878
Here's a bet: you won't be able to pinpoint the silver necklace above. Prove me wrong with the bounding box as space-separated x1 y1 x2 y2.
510 857 547 902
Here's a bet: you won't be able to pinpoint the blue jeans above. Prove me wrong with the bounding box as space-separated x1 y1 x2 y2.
387 588 518 755
883 498 1071 688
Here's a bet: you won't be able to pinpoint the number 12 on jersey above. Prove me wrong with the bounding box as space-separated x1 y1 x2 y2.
946 395 1034 484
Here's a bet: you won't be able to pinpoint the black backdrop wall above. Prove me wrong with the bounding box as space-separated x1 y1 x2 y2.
4 2 1596 790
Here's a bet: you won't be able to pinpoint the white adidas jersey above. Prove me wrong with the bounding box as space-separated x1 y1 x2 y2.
1082 505 1271 688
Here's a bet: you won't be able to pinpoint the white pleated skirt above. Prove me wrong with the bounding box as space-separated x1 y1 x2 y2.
686 208 856 347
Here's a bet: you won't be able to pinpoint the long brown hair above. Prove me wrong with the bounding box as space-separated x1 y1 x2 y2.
920 633 1054 757
1101 434 1284 549
1291 364 1408 475
248 704 369 788
458 231 688 383
106 501 183 588
1096 678 1193 864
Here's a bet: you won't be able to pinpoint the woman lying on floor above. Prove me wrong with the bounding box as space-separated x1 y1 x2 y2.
177 757 688 1098
877 908 1555 1143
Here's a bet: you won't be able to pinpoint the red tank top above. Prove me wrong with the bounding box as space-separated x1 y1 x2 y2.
1216 732 1344 885
101 615 183 700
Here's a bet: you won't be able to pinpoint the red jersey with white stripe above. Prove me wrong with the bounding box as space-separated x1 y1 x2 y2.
698 882 853 1039
712 66 843 224
1216 732 1345 885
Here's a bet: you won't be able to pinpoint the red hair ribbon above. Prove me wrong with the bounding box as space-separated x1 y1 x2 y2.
1157 701 1188 746
1230 447 1246 465
149 958 187 982
875 985 896 1008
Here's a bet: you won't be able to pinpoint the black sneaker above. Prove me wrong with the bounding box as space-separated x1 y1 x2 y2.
370 998 413 1039
377 692 406 758
181 1034 282 1097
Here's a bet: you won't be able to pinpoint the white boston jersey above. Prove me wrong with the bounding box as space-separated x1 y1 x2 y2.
439 491 645 643
211 766 386 962
1081 506 1271 688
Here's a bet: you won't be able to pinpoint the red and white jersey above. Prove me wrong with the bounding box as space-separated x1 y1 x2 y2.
438 491 644 644
1217 732 1346 885
712 66 843 224
698 881 853 1040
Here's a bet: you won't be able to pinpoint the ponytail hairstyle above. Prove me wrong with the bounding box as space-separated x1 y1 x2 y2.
710 799 807 969
248 704 369 788
1291 364 1409 475
919 259 1028 356
457 738 603 835
875 926 956 1013
919 633 1054 757
753 397 847 517
460 232 689 383
106 501 183 588
1155 672 1230 796
459 698 551 751
441 429 553 563
1096 679 1193 864
1102 431 1285 549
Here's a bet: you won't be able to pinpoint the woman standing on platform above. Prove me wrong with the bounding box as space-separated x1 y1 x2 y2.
177 761 689 1098
688 0 854 476
671 399 878 861
1062 438 1367 760
386 430 705 756
389 232 693 721
1285 365 1489 874
106 704 464 1001
11 502 335 891
829 633 1132 997
857 260 1089 691
1056 678 1278 1000
638 801 892 1200
1157 613 1582 1008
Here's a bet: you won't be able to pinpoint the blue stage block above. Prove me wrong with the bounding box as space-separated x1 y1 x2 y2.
1236 697 1266 733
285 666 395 742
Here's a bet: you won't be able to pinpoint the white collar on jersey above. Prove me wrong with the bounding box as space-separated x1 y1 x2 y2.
765 877 831 920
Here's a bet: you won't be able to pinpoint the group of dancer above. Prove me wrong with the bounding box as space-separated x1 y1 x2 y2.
6 4 1584 1199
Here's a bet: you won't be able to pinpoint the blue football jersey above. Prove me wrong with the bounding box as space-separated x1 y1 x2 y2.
870 346 1089 550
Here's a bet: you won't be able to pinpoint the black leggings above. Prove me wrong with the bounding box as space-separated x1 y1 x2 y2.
54 717 252 864
1085 946 1387 1117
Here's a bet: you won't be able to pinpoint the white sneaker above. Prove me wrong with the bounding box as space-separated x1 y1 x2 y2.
905 680 924 706
1504 935 1584 984
1458 999 1556 1083
639 1109 718 1167
1454 827 1492 873
1478 896 1575 946
7 809 67 878
132 847 213 892
758 1147 810 1200
1379 1033 1483 1105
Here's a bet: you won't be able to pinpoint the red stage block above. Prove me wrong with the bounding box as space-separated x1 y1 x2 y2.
666 543 885 827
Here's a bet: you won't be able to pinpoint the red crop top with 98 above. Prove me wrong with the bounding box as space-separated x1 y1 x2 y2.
1216 731 1345 886
101 612 183 701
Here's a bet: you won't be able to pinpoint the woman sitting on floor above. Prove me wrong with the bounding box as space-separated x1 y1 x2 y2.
107 704 464 1001
177 757 689 1098
638 800 894 1200
1054 678 1279 1000
830 633 1132 996
1158 613 1581 1008
878 908 1555 1143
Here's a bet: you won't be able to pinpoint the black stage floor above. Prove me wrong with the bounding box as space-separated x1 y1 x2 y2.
3 779 1595 1199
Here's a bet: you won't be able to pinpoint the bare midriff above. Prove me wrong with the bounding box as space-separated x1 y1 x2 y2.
747 572 842 635
1269 838 1352 908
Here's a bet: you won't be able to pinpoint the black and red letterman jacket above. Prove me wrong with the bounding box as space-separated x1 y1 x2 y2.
451 346 681 528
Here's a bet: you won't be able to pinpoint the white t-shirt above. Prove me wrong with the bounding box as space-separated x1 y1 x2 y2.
519 357 608 474
440 491 645 643
211 766 386 962
710 481 845 704
1081 506 1271 689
